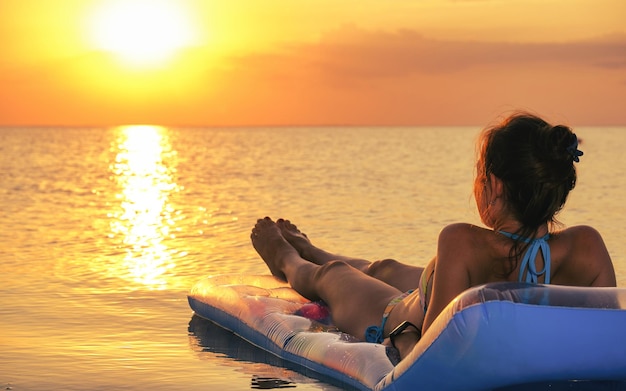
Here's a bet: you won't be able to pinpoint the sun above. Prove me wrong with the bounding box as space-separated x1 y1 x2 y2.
88 0 196 67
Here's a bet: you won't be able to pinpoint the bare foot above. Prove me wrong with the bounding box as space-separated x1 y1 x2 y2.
251 217 297 281
276 219 312 258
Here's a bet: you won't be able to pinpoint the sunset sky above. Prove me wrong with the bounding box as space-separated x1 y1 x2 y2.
1 0 625 126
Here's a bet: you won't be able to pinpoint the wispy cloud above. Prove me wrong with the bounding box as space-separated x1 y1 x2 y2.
209 27 626 125
228 26 626 80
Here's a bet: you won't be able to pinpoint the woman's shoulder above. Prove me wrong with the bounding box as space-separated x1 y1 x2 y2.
551 225 616 287
439 223 493 240
437 223 495 252
440 222 490 235
553 225 605 245
552 225 607 265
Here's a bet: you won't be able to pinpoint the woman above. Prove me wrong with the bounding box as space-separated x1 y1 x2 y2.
250 112 616 361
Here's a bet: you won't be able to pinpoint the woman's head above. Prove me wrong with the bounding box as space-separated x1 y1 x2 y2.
474 112 581 233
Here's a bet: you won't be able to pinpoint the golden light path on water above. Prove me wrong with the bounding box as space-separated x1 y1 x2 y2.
108 125 182 290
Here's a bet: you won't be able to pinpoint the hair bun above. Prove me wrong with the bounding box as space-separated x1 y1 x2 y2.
547 125 582 164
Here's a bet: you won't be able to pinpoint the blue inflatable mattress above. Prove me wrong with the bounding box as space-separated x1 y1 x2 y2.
188 274 626 390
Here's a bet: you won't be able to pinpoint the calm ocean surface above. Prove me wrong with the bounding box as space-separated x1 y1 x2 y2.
1 126 625 390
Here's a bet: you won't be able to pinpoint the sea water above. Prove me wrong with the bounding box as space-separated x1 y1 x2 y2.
1 126 625 390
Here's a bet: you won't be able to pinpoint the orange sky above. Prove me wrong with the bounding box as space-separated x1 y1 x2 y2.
1 0 625 126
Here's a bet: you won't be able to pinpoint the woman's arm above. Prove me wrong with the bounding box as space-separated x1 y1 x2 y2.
421 224 473 335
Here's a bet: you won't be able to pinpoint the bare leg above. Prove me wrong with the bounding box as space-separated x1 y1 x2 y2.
276 218 371 269
251 217 402 340
277 218 424 292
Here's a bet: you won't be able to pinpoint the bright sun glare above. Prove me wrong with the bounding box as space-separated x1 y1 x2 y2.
88 0 196 67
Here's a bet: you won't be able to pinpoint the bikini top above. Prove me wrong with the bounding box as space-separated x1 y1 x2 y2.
497 231 551 284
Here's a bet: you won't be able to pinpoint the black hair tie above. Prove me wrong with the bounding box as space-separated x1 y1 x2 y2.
566 135 583 163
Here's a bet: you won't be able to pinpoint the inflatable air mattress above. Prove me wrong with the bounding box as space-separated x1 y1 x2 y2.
188 274 626 391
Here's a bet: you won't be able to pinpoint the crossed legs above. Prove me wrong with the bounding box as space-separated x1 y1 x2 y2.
275 218 424 293
251 217 405 340
251 217 426 341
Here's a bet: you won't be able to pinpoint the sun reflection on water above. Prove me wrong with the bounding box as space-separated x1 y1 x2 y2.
109 125 180 290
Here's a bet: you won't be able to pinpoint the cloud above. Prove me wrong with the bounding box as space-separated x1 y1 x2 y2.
209 27 626 125
265 26 626 79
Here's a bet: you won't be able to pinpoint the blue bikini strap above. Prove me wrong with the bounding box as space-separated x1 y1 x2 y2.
498 231 551 284
365 290 414 343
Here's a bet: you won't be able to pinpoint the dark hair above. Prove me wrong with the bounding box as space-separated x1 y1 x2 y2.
477 112 580 274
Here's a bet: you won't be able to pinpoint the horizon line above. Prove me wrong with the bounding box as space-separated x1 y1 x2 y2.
2 122 626 129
